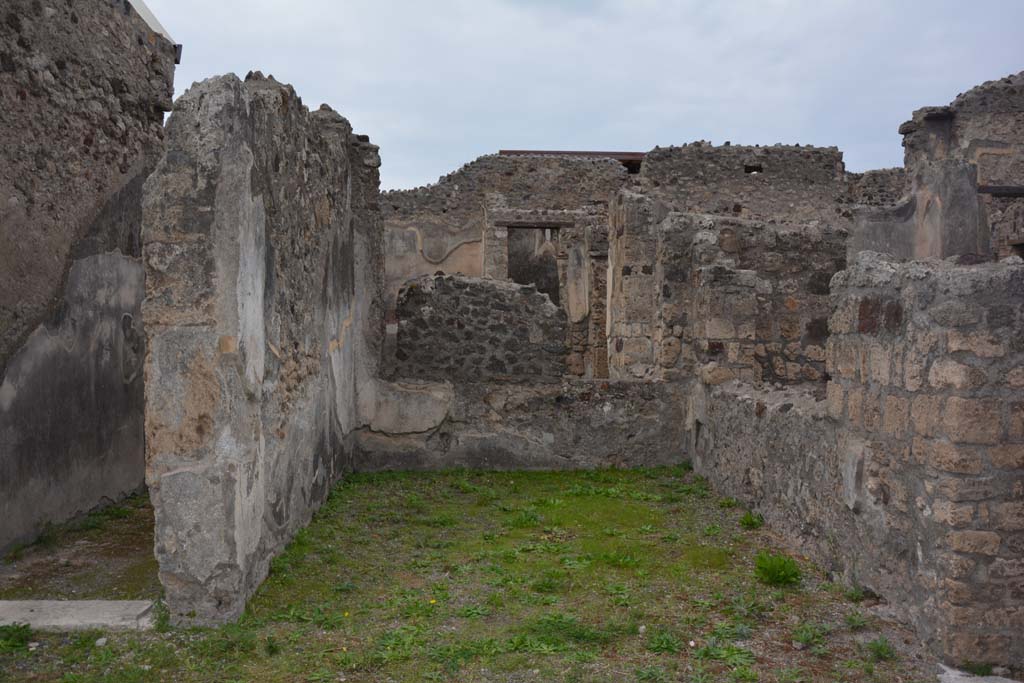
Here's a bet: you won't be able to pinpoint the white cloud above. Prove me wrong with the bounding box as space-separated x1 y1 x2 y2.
147 0 1024 189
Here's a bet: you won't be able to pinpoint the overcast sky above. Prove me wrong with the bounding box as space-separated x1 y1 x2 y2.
146 0 1023 190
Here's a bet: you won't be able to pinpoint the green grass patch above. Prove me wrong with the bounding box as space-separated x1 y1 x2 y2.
0 468 934 683
754 552 801 586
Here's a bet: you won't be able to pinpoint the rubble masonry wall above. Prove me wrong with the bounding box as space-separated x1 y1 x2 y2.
0 0 176 552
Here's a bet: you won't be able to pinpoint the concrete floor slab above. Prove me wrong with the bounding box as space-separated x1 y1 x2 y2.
0 600 154 631
939 665 1018 683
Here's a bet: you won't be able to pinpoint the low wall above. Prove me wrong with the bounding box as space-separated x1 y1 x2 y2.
142 73 383 625
356 379 688 471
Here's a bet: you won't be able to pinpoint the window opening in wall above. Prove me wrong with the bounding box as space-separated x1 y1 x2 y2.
508 227 560 306
1012 243 1024 259
744 164 763 174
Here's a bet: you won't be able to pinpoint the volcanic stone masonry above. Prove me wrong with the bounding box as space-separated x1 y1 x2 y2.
0 0 176 553
141 72 384 624
2 1 1022 667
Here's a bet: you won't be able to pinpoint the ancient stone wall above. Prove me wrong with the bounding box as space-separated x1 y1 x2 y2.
142 73 383 625
825 252 1024 666
607 191 845 385
383 154 627 309
372 274 684 472
389 275 567 382
847 168 908 207
0 0 176 552
689 252 1024 669
483 197 610 376
357 379 688 471
854 72 1024 261
638 143 855 223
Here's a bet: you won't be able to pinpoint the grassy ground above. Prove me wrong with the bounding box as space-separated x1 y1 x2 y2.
0 468 940 683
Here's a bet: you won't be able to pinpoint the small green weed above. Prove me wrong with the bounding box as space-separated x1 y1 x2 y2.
457 604 490 618
961 662 994 676
739 511 764 530
867 636 896 661
754 552 801 586
845 585 865 602
0 624 32 653
844 611 867 630
647 628 681 654
636 665 671 682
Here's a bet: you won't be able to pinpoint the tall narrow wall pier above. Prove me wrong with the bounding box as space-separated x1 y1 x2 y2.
0 0 176 552
854 73 1024 260
142 73 383 625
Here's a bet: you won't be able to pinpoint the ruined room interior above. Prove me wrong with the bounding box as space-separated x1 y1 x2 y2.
1 1 1023 681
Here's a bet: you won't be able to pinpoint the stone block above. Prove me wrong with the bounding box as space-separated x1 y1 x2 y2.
990 558 1024 579
932 500 976 528
1011 402 1024 440
861 391 882 432
882 394 910 437
992 502 1024 531
928 358 987 390
941 579 978 605
658 336 682 368
911 394 944 436
779 316 802 340
700 362 735 386
0 601 155 632
868 342 891 385
946 530 1002 555
830 298 857 334
705 317 736 339
990 444 1024 469
846 387 864 426
935 477 1000 502
948 330 1006 358
825 386 843 424
944 397 1002 445
918 439 983 474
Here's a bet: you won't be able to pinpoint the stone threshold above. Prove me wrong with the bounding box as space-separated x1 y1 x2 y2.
0 600 154 631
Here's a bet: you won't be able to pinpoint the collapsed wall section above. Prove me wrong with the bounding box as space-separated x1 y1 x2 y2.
389 275 567 382
142 72 382 625
383 154 627 307
0 0 176 552
363 273 686 470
